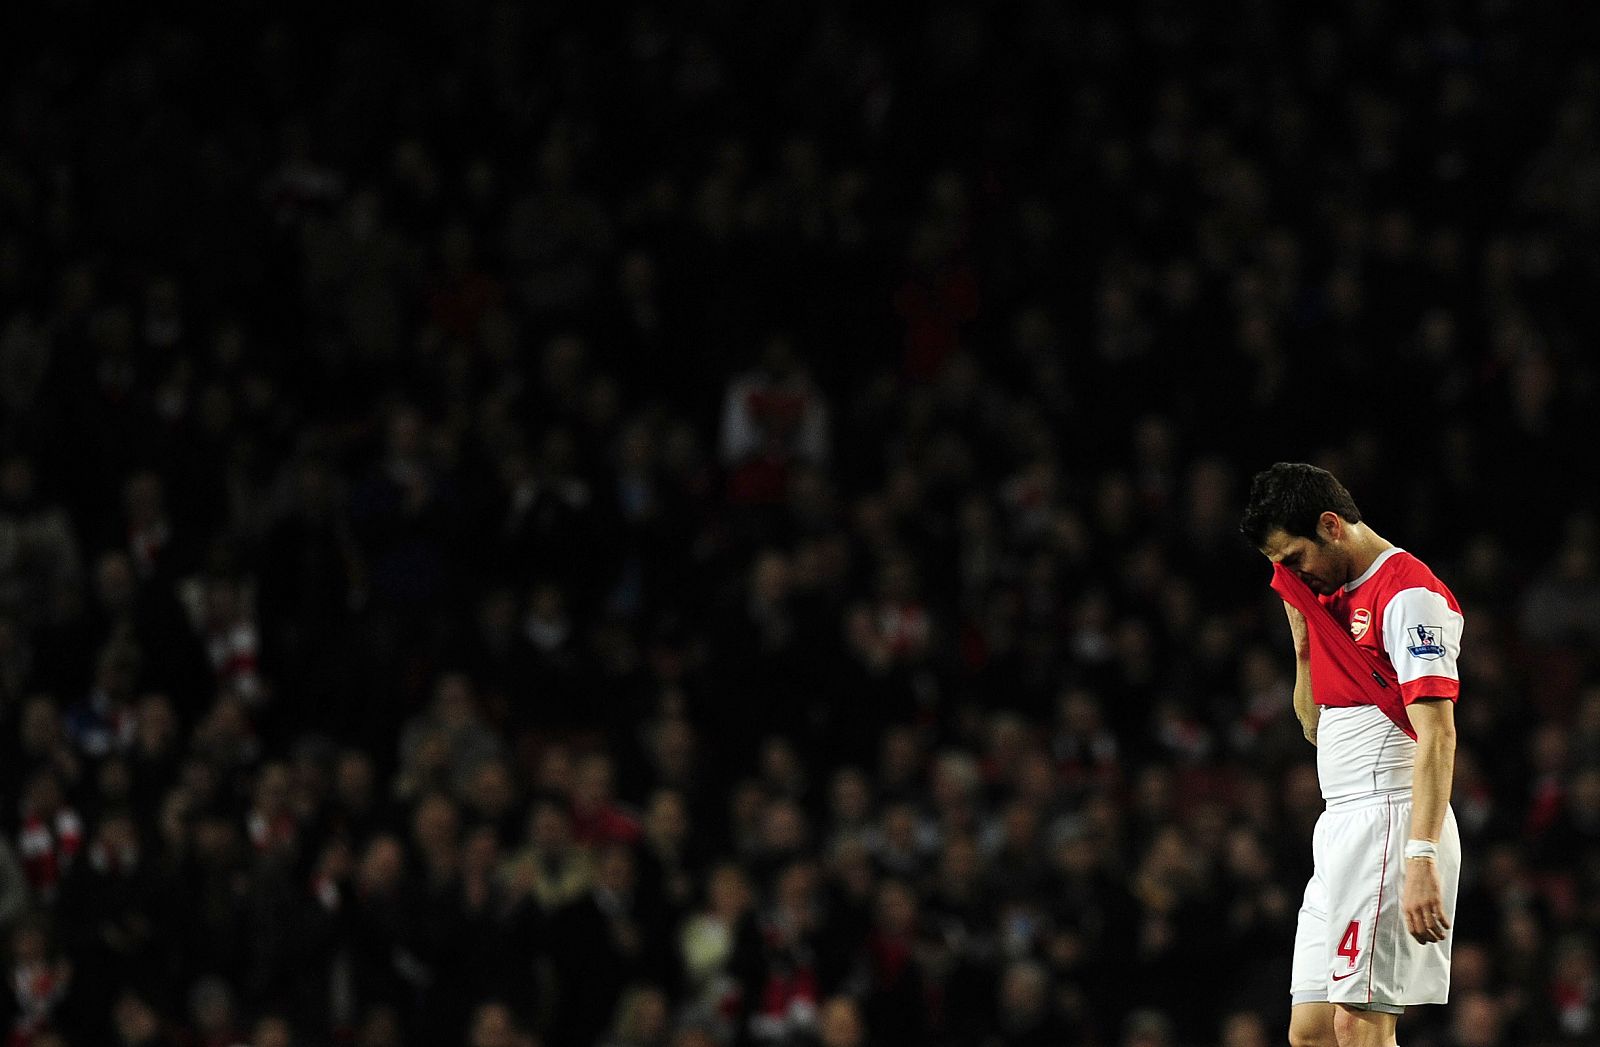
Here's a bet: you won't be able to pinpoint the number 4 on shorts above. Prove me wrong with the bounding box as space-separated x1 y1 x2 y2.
1337 920 1361 968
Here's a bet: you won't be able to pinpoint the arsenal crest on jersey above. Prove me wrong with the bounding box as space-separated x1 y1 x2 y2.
1350 608 1371 640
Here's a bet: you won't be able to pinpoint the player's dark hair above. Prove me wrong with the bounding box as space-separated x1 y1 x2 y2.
1239 463 1362 547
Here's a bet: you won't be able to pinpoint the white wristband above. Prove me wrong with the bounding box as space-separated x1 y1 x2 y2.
1404 840 1438 861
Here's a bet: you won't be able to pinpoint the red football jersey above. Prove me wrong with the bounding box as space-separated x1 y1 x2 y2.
1315 548 1463 707
1273 547 1463 802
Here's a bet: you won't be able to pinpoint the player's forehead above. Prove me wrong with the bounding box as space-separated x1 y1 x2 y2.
1259 529 1310 562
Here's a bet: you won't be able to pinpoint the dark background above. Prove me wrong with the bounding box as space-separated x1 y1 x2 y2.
2 1 1599 1045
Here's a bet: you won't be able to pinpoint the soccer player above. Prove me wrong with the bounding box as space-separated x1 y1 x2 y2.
1240 463 1461 1047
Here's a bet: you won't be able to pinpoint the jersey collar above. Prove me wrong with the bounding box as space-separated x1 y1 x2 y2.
1343 546 1404 593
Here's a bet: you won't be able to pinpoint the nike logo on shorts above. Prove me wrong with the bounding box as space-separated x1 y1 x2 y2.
1331 970 1359 982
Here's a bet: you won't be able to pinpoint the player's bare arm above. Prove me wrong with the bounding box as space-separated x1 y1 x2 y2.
1283 602 1319 745
1402 698 1455 945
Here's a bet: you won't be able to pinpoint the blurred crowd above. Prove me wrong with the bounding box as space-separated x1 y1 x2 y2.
3 1 1600 1045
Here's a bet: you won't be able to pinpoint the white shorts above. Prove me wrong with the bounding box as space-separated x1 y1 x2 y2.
1290 791 1461 1013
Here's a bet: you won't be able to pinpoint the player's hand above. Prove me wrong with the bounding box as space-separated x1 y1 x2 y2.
1283 602 1310 659
1401 857 1450 944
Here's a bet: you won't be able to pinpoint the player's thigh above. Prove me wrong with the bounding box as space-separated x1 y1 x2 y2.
1291 867 1330 996
1319 801 1397 987
1332 1003 1397 1047
1288 1001 1336 1047
1392 805 1461 1005
1319 802 1394 909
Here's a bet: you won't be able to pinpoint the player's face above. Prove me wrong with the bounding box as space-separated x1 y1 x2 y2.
1260 528 1343 595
